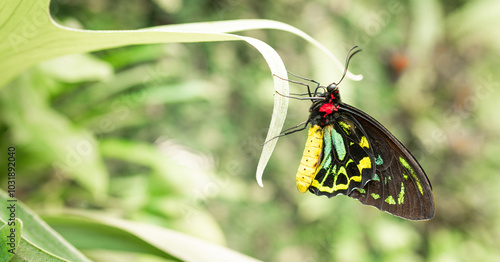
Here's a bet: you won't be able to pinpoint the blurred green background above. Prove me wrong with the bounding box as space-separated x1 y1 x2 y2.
1 0 500 261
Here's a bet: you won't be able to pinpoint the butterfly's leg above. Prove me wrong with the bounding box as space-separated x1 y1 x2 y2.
287 71 321 97
273 73 316 98
262 120 311 145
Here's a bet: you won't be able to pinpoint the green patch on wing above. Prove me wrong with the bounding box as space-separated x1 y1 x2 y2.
399 156 424 195
330 127 346 161
385 195 396 205
398 182 405 205
338 121 352 135
356 188 366 194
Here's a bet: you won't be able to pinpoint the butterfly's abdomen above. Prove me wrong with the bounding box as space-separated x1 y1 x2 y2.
296 125 323 193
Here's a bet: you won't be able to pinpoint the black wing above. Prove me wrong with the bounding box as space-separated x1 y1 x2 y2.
341 103 434 220
309 113 376 197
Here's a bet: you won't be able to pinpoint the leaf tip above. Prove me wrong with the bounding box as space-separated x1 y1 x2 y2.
256 176 264 187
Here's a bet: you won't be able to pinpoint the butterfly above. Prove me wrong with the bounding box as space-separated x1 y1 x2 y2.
276 46 434 220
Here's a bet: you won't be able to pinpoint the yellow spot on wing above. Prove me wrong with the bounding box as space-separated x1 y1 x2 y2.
311 162 369 193
310 165 350 193
311 178 349 193
338 121 352 135
357 157 372 174
359 136 369 148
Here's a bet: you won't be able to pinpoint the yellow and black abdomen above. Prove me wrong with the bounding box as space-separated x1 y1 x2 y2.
296 125 323 193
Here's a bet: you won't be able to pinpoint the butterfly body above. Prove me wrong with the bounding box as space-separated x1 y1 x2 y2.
296 125 323 193
295 82 435 220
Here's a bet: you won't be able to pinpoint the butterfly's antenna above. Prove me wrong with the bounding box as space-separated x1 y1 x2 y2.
335 46 362 85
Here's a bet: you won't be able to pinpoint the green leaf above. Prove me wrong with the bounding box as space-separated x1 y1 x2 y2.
0 218 22 261
0 77 108 197
38 53 113 82
0 190 91 262
0 0 362 188
9 238 70 262
43 211 262 262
